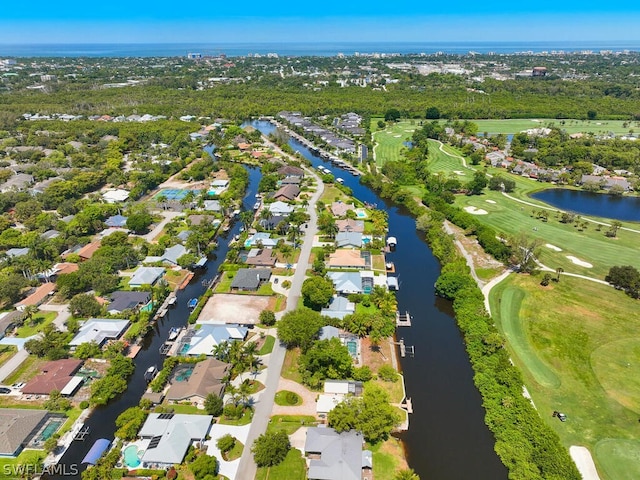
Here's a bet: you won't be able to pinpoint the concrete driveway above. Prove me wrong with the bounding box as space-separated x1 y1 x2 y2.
204 424 252 480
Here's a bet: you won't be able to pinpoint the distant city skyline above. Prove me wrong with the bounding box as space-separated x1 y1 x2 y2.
1 0 640 45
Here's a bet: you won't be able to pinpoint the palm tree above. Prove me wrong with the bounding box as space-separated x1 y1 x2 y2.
395 469 420 480
156 194 167 211
609 220 623 237
239 210 254 231
556 267 564 282
23 305 39 327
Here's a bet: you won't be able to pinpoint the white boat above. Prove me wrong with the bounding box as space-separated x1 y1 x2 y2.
336 178 344 184
167 295 177 306
144 365 158 382
387 236 397 247
232 209 240 217
253 201 261 210
168 327 180 341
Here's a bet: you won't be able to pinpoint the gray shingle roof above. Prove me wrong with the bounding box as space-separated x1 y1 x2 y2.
230 268 271 290
107 291 151 313
305 427 364 480
0 409 48 456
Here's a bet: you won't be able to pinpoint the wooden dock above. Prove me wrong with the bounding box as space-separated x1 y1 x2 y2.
126 345 142 358
396 311 412 327
73 425 90 441
398 339 415 358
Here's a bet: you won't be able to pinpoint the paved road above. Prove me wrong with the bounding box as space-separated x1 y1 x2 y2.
0 349 28 383
141 210 183 242
234 163 324 480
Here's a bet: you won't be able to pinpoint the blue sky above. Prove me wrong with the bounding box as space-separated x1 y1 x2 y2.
1 0 639 43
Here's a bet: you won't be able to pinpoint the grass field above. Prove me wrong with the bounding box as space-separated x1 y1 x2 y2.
490 274 640 480
371 120 417 166
15 312 57 338
426 140 475 181
255 448 306 480
467 119 640 136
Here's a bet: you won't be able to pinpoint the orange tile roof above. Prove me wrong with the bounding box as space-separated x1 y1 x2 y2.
16 282 56 308
77 241 101 260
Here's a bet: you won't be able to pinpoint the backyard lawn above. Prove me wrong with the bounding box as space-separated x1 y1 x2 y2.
490 274 640 480
15 312 58 338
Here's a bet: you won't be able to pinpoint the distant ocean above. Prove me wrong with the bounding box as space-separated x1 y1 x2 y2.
1 41 640 58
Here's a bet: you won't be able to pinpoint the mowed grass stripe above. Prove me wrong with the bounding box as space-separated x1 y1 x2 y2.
493 284 560 388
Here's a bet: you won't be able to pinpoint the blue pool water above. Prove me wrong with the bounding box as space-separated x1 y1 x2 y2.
123 445 142 468
38 419 63 442
347 341 357 356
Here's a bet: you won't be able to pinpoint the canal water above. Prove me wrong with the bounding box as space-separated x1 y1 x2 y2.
247 120 507 479
533 188 640 222
51 165 262 479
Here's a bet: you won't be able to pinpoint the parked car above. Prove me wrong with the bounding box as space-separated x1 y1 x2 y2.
0 387 11 394
552 410 567 422
12 382 25 389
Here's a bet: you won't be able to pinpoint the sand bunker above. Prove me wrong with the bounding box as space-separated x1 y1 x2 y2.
566 256 593 268
453 170 465 176
486 200 497 204
393 135 401 138
464 206 488 215
545 244 562 252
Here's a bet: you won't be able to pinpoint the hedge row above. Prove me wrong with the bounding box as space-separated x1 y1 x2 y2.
361 173 580 479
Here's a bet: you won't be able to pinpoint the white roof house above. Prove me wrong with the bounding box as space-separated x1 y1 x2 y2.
268 201 294 216
181 323 248 356
317 393 345 415
128 267 165 288
102 189 130 203
69 318 130 347
138 413 213 466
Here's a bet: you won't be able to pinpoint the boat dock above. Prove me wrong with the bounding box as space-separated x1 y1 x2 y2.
73 425 90 441
396 311 412 327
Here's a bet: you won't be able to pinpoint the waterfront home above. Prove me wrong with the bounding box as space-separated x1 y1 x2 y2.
304 427 371 480
203 200 222 212
106 291 151 315
317 380 364 417
245 248 277 267
245 232 279 248
166 357 230 404
230 268 272 291
259 214 287 230
178 323 248 356
69 318 130 348
580 174 631 191
272 184 300 202
335 231 363 248
128 267 165 288
320 296 355 320
336 219 364 233
144 244 188 266
330 201 356 217
277 165 305 177
327 271 374 295
0 409 49 456
22 359 83 396
268 201 294 216
280 175 302 186
327 250 370 270
137 413 213 467
187 215 215 226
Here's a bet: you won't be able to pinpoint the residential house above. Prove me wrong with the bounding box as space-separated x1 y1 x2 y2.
22 359 84 396
105 215 128 228
327 271 374 294
128 267 165 288
0 311 24 339
268 201 294 216
138 414 213 467
277 165 304 177
15 282 56 311
0 409 49 456
102 189 130 204
203 200 221 212
187 215 215 226
5 248 29 258
336 219 364 233
230 268 272 291
580 174 631 191
280 176 302 186
69 318 130 348
272 185 300 202
166 357 230 403
330 202 355 217
304 427 371 480
327 250 370 270
335 232 362 248
244 232 279 248
177 230 192 243
320 296 355 320
0 173 34 193
245 248 277 267
106 291 151 315
143 244 188 266
317 380 364 416
40 230 61 240
258 214 287 231
179 323 248 356
77 241 101 261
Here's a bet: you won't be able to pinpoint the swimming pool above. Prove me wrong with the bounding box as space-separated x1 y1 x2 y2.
347 341 357 356
173 365 194 381
123 445 143 468
355 209 368 219
178 343 191 356
37 419 64 442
